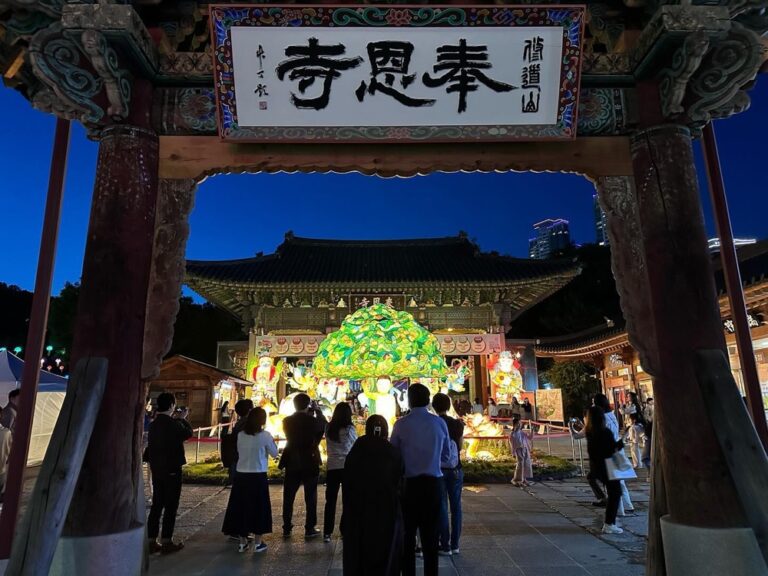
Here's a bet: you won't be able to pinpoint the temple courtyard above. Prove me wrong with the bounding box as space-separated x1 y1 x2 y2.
149 478 648 576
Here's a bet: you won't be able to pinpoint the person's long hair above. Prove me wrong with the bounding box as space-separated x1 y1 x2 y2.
583 405 606 438
243 407 266 435
327 402 353 442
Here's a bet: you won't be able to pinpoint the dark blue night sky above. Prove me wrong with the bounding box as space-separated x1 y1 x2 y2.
1 77 767 298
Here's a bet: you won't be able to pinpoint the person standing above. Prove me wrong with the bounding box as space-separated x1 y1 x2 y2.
471 397 483 414
221 399 254 486
147 392 193 554
487 398 499 418
343 415 404 576
509 416 533 487
584 406 624 534
0 408 11 499
221 407 277 553
626 413 645 468
594 394 635 515
391 384 451 576
279 393 327 538
217 400 232 437
522 397 534 421
433 393 464 556
0 389 19 432
324 402 357 542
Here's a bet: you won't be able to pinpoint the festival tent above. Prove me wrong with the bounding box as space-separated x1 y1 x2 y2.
0 350 67 465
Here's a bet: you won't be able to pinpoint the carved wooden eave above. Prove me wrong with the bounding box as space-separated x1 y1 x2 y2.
0 0 765 142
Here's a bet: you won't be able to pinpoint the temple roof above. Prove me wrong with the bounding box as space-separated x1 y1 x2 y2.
537 239 768 359
186 232 580 287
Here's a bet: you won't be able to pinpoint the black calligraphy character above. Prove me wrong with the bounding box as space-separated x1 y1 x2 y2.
257 45 266 70
521 64 541 89
257 70 265 79
522 91 540 113
422 39 515 113
255 84 269 97
523 37 544 63
275 37 362 110
356 41 435 107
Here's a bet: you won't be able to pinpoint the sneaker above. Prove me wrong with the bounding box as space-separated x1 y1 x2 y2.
160 541 185 555
148 540 162 554
305 528 321 538
323 534 332 543
451 548 460 555
237 542 249 553
439 549 452 557
592 500 607 508
602 523 624 535
253 542 268 553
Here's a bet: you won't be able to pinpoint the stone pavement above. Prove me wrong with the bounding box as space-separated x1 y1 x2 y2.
149 479 646 576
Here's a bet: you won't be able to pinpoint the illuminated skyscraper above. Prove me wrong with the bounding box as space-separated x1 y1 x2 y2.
528 218 572 259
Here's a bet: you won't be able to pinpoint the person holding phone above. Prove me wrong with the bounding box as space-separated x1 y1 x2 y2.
146 392 193 554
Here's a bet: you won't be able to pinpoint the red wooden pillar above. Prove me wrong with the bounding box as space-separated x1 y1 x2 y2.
64 120 160 536
596 125 745 528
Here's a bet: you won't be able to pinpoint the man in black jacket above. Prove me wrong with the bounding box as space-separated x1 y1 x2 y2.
279 393 327 537
147 392 193 554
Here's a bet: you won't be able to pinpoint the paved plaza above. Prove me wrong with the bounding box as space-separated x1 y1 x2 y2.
149 476 647 576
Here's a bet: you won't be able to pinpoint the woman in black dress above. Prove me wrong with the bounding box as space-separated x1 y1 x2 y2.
342 415 404 576
584 405 625 534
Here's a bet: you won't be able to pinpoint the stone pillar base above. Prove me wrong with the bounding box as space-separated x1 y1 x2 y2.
661 515 768 576
49 525 145 576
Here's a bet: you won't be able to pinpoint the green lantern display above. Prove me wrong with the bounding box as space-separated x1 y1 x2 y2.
314 303 448 383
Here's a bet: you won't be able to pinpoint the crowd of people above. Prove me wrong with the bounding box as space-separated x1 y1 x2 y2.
569 391 653 535
143 384 650 565
144 385 465 575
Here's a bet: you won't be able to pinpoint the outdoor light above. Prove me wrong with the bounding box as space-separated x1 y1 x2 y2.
46 345 53 352
13 347 22 354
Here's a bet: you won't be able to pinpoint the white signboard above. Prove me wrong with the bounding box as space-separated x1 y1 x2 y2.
210 6 584 142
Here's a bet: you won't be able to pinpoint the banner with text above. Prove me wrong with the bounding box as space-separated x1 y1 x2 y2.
210 5 584 142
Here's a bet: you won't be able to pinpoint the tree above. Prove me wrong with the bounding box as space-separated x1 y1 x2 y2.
541 360 600 419
510 244 623 338
0 283 32 352
47 281 80 359
45 283 245 367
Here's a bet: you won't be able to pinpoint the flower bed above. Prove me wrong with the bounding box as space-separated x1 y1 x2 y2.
182 449 576 485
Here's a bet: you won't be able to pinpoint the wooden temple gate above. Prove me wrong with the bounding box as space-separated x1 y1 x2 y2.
0 1 767 574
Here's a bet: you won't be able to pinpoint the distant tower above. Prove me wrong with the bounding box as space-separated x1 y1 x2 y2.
593 194 609 246
528 219 572 259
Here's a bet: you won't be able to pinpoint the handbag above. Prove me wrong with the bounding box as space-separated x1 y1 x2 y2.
605 450 637 481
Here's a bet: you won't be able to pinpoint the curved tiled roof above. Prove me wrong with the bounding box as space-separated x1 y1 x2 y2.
186 233 580 286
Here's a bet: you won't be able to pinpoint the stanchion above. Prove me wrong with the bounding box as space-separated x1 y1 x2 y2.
577 438 585 476
216 425 221 454
546 424 552 455
195 428 202 463
570 431 577 464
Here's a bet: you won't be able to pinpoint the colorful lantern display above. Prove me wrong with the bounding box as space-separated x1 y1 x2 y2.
488 350 523 403
313 303 447 380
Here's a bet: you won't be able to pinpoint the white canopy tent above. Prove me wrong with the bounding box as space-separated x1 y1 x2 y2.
0 350 67 465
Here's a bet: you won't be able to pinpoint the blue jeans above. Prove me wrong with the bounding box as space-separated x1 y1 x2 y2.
439 468 463 550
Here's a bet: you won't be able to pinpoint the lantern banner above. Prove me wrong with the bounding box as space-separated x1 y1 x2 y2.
535 388 565 423
210 5 584 142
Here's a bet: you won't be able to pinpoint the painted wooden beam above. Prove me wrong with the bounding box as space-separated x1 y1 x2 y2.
159 136 634 181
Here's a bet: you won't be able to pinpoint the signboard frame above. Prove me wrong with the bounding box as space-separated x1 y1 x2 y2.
209 4 585 143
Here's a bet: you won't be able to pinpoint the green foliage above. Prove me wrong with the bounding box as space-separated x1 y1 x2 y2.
43 284 245 367
542 361 600 418
182 449 575 485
